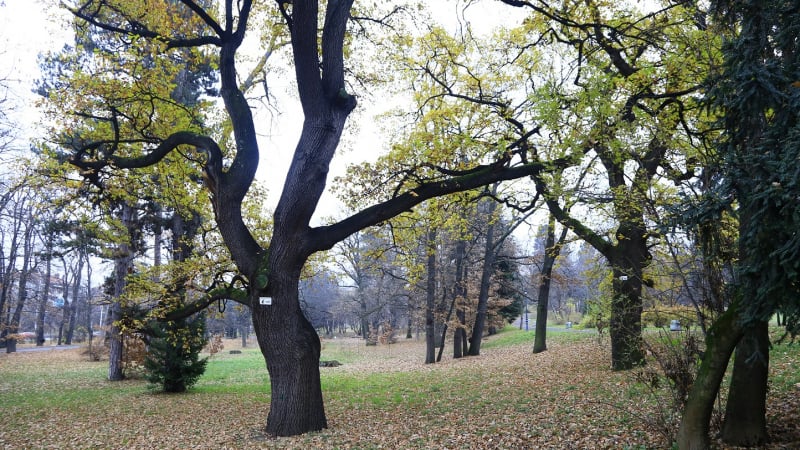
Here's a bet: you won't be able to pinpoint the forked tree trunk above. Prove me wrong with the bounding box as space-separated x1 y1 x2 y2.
721 320 769 446
677 305 743 449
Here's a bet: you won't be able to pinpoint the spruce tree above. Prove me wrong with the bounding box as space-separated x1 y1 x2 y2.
143 315 208 393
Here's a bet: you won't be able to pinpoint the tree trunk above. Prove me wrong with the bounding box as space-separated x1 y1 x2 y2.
406 305 413 339
254 253 326 436
607 220 648 370
36 239 54 346
5 282 26 353
65 257 84 345
359 293 369 342
6 223 34 354
425 230 437 364
609 270 645 370
720 320 769 446
453 239 467 359
677 305 744 450
108 203 137 381
57 259 71 346
86 261 94 354
240 319 248 347
107 300 124 380
533 214 558 354
468 197 498 356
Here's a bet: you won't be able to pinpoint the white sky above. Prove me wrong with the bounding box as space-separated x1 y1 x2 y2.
0 0 72 146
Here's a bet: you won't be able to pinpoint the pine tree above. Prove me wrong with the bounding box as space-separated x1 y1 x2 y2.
143 315 208 393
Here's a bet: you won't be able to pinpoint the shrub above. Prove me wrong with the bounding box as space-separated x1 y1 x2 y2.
576 295 612 330
641 306 703 328
122 332 147 378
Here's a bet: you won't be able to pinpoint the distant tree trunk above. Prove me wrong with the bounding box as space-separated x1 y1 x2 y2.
0 207 22 350
533 214 557 353
6 219 35 354
453 239 467 359
721 320 769 446
359 293 369 342
425 230 437 364
36 239 54 346
406 305 413 339
65 256 84 344
5 290 24 352
57 262 70 346
86 261 94 353
437 285 459 362
468 197 498 357
677 305 743 449
6 236 33 353
240 311 249 347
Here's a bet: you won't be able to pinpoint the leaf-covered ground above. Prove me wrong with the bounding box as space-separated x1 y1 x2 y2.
1 329 798 449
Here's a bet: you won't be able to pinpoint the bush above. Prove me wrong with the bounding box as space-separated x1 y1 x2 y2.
143 315 208 393
576 295 612 330
122 332 147 378
641 306 702 328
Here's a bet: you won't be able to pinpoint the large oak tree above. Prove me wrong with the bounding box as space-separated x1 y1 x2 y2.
49 0 554 436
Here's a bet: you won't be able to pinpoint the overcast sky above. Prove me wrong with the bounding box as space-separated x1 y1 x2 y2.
0 0 528 225
1 0 72 147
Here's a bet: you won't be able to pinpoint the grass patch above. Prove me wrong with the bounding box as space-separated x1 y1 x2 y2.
194 348 268 394
482 324 595 349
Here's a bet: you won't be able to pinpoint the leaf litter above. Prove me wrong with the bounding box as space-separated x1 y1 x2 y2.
1 332 798 449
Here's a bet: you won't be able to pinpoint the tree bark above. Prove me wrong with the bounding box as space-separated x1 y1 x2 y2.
720 320 769 446
65 256 83 345
607 219 648 370
425 230 437 364
254 249 326 436
453 239 467 359
533 214 558 354
468 199 497 356
36 239 54 346
359 292 369 342
108 202 137 381
6 219 35 354
677 305 744 449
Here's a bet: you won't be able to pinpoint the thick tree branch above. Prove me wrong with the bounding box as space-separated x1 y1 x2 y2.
68 131 221 172
291 0 324 114
67 0 223 47
179 0 225 36
321 0 356 101
310 160 547 253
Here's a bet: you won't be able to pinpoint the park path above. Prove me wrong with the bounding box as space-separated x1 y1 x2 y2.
11 344 80 353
